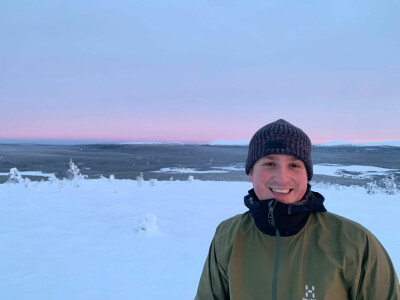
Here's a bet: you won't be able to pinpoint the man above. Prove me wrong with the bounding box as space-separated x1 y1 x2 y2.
195 119 399 300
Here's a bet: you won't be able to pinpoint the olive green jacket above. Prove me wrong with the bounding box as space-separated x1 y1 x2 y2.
195 211 400 300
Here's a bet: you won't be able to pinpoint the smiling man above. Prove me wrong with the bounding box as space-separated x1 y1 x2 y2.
249 154 308 204
195 119 399 300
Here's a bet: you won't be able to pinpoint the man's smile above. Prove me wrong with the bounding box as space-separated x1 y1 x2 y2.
270 188 291 194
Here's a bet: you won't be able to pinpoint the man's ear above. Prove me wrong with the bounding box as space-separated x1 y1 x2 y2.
248 168 253 182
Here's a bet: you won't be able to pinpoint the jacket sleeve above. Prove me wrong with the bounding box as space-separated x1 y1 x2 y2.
195 236 230 300
356 233 400 300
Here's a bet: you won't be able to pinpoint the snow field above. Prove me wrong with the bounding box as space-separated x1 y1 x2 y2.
0 179 399 299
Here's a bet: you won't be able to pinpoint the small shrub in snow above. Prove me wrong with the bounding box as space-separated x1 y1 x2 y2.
136 212 159 234
67 159 87 187
7 168 23 184
366 181 378 195
108 174 118 193
48 175 58 185
311 181 332 190
67 159 86 180
7 168 31 187
334 184 346 191
58 179 67 189
382 174 398 195
23 177 31 188
136 172 144 186
150 179 158 187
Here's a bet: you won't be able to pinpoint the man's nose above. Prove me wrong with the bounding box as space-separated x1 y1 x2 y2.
275 166 290 183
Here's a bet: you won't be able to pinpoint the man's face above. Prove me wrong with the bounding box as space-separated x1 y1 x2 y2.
248 154 308 204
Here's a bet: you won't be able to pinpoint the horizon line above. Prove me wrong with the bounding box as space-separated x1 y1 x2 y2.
1 138 400 146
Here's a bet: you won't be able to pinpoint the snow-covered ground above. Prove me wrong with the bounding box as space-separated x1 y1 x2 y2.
0 177 399 299
313 164 397 178
152 166 245 174
152 167 228 174
151 164 397 179
207 139 250 146
317 140 400 147
0 171 57 179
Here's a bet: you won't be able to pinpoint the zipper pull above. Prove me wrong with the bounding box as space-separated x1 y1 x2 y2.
268 201 277 228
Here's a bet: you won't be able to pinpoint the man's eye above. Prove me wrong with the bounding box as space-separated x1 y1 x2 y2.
291 164 300 168
263 162 274 166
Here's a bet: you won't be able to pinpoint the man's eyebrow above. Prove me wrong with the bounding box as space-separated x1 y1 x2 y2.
289 157 302 162
263 155 302 161
263 155 276 160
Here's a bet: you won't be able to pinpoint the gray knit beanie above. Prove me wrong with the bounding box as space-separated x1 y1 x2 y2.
245 119 313 180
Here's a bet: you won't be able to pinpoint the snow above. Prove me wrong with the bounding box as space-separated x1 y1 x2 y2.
314 164 397 178
0 177 399 299
0 171 56 178
317 140 400 147
153 167 228 174
207 139 250 146
153 166 245 173
211 166 244 172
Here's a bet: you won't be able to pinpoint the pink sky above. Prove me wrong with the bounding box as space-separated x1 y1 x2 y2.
1 111 399 144
1 1 399 144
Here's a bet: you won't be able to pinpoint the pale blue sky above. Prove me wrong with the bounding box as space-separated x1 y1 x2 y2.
1 0 399 143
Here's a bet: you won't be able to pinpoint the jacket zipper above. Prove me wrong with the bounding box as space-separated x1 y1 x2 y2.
268 201 281 300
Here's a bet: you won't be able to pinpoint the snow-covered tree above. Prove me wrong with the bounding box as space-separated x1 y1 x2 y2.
382 174 398 195
366 181 378 195
7 168 31 187
108 174 118 193
7 168 23 184
67 159 84 180
67 159 87 187
136 172 144 186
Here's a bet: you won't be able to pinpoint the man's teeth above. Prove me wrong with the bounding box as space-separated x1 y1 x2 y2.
271 188 290 194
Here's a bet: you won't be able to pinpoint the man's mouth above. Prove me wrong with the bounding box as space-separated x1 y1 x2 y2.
270 188 291 194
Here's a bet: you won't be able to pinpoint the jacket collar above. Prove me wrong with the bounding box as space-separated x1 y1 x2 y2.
244 185 327 236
